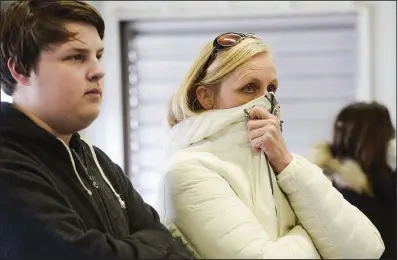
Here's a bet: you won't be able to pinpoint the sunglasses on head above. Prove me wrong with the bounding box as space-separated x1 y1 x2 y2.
195 32 259 84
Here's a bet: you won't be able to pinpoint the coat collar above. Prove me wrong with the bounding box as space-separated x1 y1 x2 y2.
309 142 373 196
166 95 280 152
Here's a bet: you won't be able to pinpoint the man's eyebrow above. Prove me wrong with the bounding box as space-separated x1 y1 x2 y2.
65 47 104 53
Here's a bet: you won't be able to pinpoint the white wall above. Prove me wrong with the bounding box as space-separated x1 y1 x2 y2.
0 89 12 102
369 1 397 125
83 1 397 169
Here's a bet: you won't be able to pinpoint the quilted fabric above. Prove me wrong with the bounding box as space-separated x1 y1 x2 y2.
163 96 385 259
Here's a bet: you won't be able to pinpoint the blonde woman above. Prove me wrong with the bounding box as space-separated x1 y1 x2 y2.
162 32 384 259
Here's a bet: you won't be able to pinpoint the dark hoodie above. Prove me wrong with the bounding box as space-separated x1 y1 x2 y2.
0 102 193 260
309 142 397 259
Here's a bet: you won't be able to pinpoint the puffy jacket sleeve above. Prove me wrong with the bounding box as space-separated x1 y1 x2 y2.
276 154 385 259
166 161 321 259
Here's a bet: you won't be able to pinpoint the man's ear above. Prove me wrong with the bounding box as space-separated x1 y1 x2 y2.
196 86 215 110
7 58 30 86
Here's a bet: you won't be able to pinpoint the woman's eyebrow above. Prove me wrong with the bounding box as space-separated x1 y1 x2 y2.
270 78 279 87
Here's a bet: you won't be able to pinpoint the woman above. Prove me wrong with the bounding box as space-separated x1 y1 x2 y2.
309 102 397 259
162 32 385 259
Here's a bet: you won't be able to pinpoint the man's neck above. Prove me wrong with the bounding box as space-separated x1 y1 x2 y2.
12 102 72 145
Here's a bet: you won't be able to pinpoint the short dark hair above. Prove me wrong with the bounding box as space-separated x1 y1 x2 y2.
0 0 105 96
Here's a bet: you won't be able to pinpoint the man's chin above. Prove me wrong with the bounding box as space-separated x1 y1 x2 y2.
78 109 101 129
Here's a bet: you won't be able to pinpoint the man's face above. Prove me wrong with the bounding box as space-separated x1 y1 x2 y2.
26 22 105 135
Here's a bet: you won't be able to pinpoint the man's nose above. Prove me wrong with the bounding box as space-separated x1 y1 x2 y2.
88 61 105 82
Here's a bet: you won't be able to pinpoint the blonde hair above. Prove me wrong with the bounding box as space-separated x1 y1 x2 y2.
167 35 271 127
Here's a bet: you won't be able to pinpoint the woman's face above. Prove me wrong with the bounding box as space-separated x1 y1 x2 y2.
214 53 278 109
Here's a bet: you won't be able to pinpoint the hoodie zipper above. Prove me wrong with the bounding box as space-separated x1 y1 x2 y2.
266 93 279 217
71 147 118 236
57 137 126 209
80 139 126 209
71 149 99 189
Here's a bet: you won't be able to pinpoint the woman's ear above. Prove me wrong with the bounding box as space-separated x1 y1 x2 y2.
196 86 215 110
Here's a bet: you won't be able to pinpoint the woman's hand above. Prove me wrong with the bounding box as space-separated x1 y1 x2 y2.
247 106 293 174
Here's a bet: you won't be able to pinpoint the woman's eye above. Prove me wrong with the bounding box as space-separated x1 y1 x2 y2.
267 84 277 93
243 84 256 93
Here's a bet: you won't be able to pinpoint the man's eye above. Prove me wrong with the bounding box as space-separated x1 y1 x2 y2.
68 54 84 61
243 84 256 93
267 84 277 93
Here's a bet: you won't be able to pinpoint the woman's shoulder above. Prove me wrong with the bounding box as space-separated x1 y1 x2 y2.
166 147 254 189
167 148 228 175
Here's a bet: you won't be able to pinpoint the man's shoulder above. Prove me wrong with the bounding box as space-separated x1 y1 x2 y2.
0 139 55 191
0 137 39 164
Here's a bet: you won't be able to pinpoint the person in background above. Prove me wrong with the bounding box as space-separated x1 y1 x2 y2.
161 32 385 259
309 101 397 259
0 1 193 259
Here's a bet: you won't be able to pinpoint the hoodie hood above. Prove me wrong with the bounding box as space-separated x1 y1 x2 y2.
0 101 86 153
0 102 82 149
166 94 282 152
0 102 59 141
0 101 125 209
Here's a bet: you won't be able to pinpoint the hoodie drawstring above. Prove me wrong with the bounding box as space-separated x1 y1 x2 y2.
58 137 126 209
82 138 126 209
58 138 93 196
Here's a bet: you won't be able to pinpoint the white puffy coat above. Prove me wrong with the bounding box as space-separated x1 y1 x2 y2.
163 96 385 259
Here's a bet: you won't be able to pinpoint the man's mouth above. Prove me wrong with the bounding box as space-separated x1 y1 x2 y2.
85 89 102 96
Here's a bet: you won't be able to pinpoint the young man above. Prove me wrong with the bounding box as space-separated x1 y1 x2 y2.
0 1 192 259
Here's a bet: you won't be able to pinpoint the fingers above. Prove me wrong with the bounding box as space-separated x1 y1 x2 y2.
248 123 279 150
246 106 283 155
248 106 274 120
247 118 279 131
250 132 273 153
248 126 265 140
248 123 277 139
